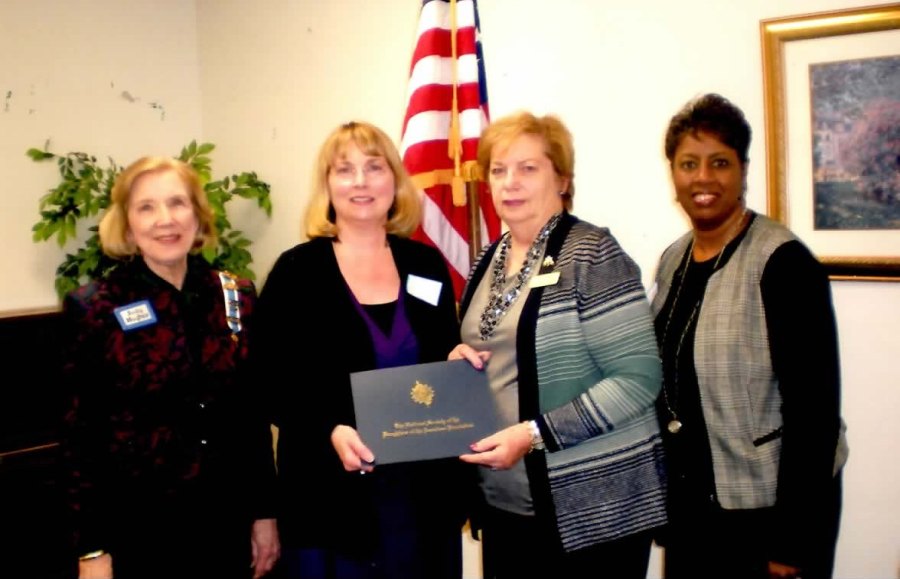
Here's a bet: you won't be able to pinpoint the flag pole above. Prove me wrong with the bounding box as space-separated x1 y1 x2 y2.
466 181 481 264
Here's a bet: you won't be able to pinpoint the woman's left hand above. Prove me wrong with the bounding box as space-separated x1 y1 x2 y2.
448 343 491 369
459 422 533 470
250 518 280 578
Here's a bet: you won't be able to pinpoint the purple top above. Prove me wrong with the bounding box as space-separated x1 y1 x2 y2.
347 283 419 369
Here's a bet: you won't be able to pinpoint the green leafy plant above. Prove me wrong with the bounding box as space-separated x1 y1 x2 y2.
29 141 272 299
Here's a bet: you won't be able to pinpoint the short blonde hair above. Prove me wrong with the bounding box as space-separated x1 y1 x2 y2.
477 111 575 211
99 156 217 258
304 121 421 239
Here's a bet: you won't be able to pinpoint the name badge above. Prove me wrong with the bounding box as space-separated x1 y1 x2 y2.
114 300 158 331
407 274 442 306
530 271 560 288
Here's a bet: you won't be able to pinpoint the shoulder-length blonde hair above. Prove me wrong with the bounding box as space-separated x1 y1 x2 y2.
477 111 576 211
304 121 421 239
99 156 217 258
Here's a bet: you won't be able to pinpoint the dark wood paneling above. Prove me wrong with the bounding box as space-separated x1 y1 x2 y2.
0 308 64 454
0 309 74 578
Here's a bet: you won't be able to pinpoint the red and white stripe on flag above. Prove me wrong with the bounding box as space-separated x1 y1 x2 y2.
400 0 501 300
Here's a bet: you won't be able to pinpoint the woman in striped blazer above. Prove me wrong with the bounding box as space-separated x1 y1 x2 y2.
451 111 667 579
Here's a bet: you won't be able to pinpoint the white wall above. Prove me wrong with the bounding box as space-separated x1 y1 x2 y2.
0 0 203 311
2 1 898 577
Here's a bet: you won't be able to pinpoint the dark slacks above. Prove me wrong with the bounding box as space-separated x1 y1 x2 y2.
108 493 253 579
480 505 653 579
278 469 462 579
663 475 842 579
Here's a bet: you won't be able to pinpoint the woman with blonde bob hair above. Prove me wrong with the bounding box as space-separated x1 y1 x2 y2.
476 111 576 212
254 121 466 578
61 155 280 579
452 111 666 578
305 121 421 239
99 156 217 258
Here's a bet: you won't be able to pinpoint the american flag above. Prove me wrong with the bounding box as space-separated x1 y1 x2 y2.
400 0 501 299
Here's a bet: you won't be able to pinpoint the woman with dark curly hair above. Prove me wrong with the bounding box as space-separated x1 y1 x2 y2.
651 93 847 578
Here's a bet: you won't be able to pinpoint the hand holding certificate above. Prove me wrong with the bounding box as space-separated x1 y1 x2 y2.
350 359 500 465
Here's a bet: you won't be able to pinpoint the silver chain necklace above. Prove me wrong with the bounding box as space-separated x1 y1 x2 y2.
479 212 563 341
659 209 747 434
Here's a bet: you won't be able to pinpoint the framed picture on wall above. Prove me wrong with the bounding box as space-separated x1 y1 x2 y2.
761 3 900 280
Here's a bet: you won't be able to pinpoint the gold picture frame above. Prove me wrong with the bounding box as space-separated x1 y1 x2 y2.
761 3 900 280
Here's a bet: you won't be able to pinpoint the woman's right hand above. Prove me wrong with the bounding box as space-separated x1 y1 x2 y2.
460 422 533 470
448 343 491 369
78 554 113 579
331 425 375 473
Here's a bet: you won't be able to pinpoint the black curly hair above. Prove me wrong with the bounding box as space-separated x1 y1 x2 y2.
664 93 751 166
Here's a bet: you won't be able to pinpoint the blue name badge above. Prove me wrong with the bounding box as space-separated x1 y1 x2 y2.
114 300 158 331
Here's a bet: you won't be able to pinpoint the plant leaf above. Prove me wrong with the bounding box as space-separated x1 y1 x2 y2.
31 140 273 299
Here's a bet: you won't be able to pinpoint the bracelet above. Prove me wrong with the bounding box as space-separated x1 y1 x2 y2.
79 550 106 561
524 420 545 453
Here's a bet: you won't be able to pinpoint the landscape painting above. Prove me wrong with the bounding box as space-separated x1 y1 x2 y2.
810 55 900 230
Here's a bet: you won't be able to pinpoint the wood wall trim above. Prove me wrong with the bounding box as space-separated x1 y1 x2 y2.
0 306 61 320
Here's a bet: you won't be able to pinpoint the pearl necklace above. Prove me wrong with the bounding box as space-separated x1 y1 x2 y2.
479 212 563 341
659 210 748 434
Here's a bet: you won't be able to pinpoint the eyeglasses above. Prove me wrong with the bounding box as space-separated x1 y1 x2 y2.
331 162 389 182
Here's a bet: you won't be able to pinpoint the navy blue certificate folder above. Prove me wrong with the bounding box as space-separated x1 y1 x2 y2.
350 359 500 465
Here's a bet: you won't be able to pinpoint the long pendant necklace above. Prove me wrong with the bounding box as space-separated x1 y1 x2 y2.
479 212 562 341
659 210 748 434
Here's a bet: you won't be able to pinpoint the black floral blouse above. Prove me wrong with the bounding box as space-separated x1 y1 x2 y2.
60 256 275 556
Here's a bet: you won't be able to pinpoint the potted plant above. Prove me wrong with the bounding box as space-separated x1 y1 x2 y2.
29 141 272 299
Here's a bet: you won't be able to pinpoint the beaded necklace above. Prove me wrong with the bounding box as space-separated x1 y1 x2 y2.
659 209 747 434
479 212 563 341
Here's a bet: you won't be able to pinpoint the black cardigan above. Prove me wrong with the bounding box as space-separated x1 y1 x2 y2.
252 235 465 553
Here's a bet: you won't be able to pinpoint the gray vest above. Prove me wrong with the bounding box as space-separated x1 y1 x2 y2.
652 214 795 509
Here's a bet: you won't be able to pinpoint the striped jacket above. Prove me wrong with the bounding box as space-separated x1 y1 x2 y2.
460 213 667 552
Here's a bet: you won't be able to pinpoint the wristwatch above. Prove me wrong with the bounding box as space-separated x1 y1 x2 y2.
526 420 546 453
